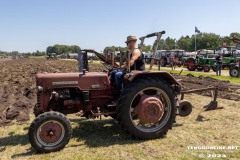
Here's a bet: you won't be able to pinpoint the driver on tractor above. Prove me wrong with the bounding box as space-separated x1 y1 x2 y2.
111 35 145 90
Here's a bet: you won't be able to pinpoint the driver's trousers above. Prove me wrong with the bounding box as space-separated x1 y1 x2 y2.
110 70 126 90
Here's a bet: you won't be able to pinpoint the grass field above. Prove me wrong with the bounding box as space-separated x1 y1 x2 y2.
0 94 239 160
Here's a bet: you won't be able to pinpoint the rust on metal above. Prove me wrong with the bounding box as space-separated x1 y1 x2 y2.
134 95 164 124
39 121 63 144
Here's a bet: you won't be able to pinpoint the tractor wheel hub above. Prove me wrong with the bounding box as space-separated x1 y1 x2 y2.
134 95 164 124
39 121 63 144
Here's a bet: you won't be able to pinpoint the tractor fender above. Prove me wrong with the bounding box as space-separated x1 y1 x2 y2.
127 70 181 86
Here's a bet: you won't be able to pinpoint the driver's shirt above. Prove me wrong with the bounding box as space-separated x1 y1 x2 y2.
129 49 145 71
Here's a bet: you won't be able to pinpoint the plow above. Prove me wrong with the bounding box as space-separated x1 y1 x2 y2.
28 31 222 153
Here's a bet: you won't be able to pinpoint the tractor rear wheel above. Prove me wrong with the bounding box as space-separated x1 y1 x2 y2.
186 58 196 71
229 66 239 77
117 78 176 139
28 111 72 153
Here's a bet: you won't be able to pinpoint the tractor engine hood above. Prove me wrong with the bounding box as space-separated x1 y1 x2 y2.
36 72 110 91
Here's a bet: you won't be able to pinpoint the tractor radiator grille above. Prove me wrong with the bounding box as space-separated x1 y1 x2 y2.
36 78 40 107
37 92 41 106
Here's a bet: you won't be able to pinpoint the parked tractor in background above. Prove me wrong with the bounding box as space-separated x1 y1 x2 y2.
11 55 17 60
227 36 240 77
185 48 240 72
158 49 187 67
185 57 215 72
214 46 239 70
28 31 219 153
229 57 240 77
46 53 57 60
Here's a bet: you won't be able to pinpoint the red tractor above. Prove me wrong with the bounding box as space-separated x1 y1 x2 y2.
28 31 219 153
159 50 187 67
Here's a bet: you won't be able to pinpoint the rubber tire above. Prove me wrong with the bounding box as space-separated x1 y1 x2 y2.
177 63 182 67
117 78 176 140
160 58 167 67
186 58 196 71
229 66 239 77
28 111 72 153
178 100 193 117
203 65 210 72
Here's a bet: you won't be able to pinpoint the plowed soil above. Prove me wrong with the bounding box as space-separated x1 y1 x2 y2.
0 58 239 126
173 74 240 101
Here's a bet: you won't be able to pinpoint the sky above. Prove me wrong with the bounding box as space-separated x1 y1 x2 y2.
0 0 239 53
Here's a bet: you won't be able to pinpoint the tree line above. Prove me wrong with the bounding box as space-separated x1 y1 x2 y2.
0 44 81 56
1 32 239 56
46 45 81 54
175 32 240 52
103 32 240 52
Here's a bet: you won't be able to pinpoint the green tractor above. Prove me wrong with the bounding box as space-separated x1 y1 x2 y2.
214 46 239 70
229 57 240 77
185 56 215 72
46 53 57 60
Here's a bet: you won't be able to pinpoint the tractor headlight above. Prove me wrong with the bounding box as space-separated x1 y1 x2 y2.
37 86 43 92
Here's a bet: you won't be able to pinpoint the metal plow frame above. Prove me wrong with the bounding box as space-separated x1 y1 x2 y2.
180 87 223 112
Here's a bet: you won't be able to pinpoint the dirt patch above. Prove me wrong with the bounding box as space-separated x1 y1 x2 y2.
0 56 11 62
0 58 102 126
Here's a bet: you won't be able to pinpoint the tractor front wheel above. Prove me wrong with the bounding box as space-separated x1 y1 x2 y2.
203 65 210 72
160 58 167 67
117 78 176 139
229 66 239 77
28 111 72 153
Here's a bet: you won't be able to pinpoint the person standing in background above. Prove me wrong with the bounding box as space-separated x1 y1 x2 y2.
215 53 223 76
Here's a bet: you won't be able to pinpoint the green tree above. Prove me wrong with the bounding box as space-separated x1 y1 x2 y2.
177 36 192 51
230 32 240 38
47 44 81 55
157 37 176 50
138 44 152 52
46 46 53 53
164 37 176 50
71 45 81 53
103 46 127 54
193 33 221 50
